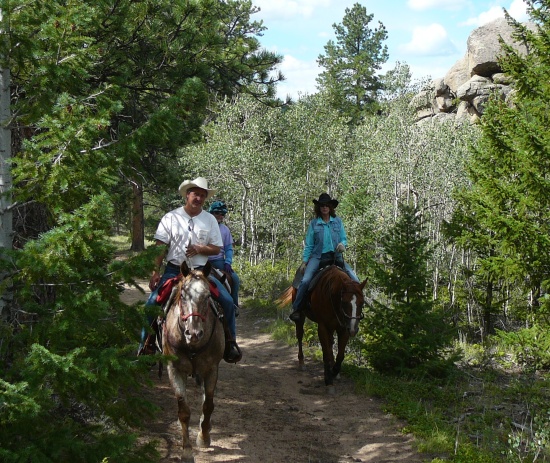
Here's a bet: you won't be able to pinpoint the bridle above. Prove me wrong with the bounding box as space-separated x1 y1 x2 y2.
175 276 220 360
179 299 208 322
330 279 365 328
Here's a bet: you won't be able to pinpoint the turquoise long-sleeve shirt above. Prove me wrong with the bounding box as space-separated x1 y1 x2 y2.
302 216 348 263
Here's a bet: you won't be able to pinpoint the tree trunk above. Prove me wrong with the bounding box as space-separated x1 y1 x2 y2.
483 278 494 339
0 68 12 318
130 180 145 251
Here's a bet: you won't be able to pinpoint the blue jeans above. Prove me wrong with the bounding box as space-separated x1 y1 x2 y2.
208 275 237 340
140 265 181 347
209 258 240 307
292 253 359 311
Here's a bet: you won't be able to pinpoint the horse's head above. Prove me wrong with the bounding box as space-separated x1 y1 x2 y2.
174 262 213 345
339 278 367 337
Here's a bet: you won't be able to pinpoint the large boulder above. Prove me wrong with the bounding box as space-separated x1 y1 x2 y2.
467 17 532 77
411 17 536 124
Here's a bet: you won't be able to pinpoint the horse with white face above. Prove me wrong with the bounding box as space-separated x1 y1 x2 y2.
162 261 225 463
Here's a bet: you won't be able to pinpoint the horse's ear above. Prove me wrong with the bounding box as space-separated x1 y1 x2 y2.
180 261 190 276
202 261 212 278
360 278 368 290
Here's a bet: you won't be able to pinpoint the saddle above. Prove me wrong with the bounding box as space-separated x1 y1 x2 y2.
292 263 347 292
210 266 233 295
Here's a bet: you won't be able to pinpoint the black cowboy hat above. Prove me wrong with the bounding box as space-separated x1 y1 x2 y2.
313 193 339 208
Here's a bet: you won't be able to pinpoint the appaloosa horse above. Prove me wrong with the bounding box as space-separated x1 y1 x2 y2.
278 265 367 392
162 261 225 462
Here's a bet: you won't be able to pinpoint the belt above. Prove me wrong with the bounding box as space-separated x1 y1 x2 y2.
166 262 180 271
166 262 204 271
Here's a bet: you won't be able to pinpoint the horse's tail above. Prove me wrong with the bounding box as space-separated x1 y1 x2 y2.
276 286 294 308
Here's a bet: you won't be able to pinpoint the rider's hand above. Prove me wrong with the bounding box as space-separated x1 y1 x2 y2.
336 242 345 253
186 243 200 257
224 263 233 274
149 271 161 291
299 262 307 274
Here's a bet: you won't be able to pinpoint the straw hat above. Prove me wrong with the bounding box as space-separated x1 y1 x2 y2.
178 177 215 199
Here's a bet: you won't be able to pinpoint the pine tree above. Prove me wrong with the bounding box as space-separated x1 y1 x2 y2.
363 202 457 377
316 2 388 121
0 1 282 461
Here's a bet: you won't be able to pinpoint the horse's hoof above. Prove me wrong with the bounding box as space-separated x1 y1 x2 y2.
197 432 211 448
181 448 195 463
326 385 336 395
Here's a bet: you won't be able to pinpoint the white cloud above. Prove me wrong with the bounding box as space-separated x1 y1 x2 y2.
461 6 504 26
508 0 529 21
252 0 331 20
407 0 468 11
462 1 529 27
400 23 457 56
275 54 320 100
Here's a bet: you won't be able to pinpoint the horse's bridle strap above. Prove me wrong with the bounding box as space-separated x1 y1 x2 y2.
179 297 208 322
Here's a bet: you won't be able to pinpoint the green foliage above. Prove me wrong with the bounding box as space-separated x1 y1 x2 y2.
239 259 290 300
316 2 388 120
495 325 550 370
362 203 459 377
0 193 158 461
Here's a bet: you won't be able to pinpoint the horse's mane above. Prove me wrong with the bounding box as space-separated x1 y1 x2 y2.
172 269 209 306
317 265 349 289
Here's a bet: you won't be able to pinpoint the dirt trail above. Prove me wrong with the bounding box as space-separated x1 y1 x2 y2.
124 285 425 463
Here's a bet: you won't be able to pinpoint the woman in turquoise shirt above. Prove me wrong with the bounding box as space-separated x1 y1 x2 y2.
289 193 359 322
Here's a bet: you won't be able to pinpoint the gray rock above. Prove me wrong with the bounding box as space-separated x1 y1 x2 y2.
467 17 532 77
444 54 469 94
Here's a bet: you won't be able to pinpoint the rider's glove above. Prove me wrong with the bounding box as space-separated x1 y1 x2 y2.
299 262 307 274
224 263 233 274
336 243 345 253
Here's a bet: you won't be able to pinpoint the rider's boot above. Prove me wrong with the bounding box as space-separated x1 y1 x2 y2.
289 306 302 322
221 312 242 363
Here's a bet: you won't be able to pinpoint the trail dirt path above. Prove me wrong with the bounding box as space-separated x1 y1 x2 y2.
124 286 426 463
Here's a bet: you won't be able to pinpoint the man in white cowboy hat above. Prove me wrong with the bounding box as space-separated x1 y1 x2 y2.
142 176 241 363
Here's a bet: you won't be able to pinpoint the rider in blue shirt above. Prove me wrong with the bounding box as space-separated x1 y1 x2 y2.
289 193 359 322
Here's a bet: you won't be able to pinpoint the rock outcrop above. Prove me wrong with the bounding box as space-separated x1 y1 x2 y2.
412 17 536 124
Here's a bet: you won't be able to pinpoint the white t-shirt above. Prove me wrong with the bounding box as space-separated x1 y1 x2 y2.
154 207 222 268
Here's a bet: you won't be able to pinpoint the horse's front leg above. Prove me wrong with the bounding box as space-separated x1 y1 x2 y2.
168 364 194 462
332 329 350 379
196 367 219 448
317 324 335 388
295 318 305 369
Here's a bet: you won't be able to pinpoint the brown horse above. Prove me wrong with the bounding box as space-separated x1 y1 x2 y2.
278 265 367 391
162 261 225 463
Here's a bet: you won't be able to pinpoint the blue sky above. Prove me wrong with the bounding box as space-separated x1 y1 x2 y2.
250 0 530 100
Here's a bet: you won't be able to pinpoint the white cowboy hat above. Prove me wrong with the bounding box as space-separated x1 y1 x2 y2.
178 177 216 199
